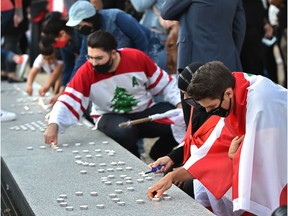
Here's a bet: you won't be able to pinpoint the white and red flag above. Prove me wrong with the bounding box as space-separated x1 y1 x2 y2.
182 73 287 215
117 108 186 143
151 109 186 143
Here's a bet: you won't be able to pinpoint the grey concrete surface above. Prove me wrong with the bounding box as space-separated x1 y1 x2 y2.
1 82 214 216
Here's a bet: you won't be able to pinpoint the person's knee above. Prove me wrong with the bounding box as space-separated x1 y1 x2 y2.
113 127 137 142
99 120 131 136
98 123 138 146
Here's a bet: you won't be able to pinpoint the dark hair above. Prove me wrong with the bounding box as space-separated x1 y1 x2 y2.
42 12 73 39
178 62 205 91
87 30 117 52
39 38 54 56
187 61 235 100
39 33 55 48
83 13 101 24
83 13 102 32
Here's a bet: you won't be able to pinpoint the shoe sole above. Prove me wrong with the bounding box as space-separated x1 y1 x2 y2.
16 54 29 79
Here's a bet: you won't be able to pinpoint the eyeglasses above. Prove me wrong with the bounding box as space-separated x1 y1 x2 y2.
86 55 98 60
85 52 111 62
85 55 105 63
184 98 201 107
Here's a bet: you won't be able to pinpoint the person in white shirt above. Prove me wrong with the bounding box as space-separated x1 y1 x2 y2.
26 41 63 97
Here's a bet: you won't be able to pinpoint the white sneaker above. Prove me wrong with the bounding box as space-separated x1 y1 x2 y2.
16 54 29 79
1 109 16 122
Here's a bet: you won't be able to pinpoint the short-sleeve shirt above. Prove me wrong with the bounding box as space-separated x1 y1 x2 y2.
32 54 63 75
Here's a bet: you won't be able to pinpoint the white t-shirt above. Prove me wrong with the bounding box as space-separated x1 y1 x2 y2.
32 54 63 75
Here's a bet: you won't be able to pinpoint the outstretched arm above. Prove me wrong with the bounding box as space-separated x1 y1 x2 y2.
44 123 59 145
49 86 65 105
147 167 193 199
148 156 174 173
26 67 39 96
39 63 64 96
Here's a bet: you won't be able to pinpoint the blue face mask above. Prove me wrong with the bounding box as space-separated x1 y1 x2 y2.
208 94 231 117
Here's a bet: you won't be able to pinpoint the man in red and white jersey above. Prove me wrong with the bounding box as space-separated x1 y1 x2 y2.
44 30 182 160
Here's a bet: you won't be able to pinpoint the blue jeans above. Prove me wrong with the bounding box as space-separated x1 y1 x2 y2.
1 10 20 72
147 32 168 72
1 48 14 62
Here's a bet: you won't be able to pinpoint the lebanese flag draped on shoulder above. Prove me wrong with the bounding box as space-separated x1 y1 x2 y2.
182 72 287 215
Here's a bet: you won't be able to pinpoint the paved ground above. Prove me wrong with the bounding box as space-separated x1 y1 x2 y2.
1 82 215 216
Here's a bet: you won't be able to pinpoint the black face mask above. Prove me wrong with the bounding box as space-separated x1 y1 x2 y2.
77 14 102 36
76 25 93 36
208 97 231 117
92 56 113 73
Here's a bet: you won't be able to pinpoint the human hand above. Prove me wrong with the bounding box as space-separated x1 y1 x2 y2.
13 8 23 27
264 23 274 38
171 167 184 188
26 85 33 96
173 180 184 188
148 156 174 173
228 135 244 159
38 86 49 97
44 123 59 145
147 172 174 199
176 103 182 109
49 93 60 105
